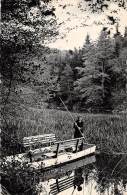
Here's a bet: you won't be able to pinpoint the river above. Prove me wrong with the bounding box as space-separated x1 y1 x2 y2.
39 154 127 195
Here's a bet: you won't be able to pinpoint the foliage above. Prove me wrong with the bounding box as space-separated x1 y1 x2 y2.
1 0 58 128
95 154 127 194
46 27 127 113
58 64 74 109
1 0 57 90
1 158 41 195
83 0 127 12
74 28 127 112
1 1 58 193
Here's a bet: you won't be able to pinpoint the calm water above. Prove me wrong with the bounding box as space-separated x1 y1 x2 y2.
39 154 127 195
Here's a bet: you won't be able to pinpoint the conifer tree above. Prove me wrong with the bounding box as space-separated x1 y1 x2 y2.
75 31 115 112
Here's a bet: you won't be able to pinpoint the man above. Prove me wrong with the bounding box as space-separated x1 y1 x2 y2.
27 150 33 162
74 116 84 138
73 116 84 151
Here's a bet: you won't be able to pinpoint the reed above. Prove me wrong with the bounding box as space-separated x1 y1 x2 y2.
4 108 127 153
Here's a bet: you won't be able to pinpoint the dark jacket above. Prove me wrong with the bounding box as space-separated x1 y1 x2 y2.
74 120 83 138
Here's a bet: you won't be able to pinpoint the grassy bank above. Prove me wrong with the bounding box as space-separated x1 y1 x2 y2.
4 108 127 154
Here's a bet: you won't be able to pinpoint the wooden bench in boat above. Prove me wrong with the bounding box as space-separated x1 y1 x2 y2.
23 133 56 150
29 137 93 162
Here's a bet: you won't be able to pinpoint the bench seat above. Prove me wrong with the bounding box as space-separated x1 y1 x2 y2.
23 134 56 150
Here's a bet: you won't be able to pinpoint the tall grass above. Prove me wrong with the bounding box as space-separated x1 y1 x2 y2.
4 108 127 153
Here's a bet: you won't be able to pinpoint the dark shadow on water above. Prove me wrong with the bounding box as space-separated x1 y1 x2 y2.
41 154 127 195
95 154 127 194
73 167 84 191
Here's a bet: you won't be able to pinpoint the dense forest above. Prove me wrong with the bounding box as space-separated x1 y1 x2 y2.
47 27 127 113
1 1 127 194
1 23 127 116
1 1 127 122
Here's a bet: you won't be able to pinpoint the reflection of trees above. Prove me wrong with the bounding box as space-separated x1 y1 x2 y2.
95 154 127 194
82 163 95 185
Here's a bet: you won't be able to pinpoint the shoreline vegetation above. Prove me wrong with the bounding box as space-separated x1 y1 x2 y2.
3 108 127 155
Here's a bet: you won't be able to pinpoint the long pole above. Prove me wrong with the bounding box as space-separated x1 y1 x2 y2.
59 97 85 139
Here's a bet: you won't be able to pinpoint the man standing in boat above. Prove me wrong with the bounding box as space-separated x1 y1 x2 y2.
74 116 84 138
73 116 84 151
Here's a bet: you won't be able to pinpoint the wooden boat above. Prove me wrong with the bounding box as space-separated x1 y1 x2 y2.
6 137 96 171
29 138 96 170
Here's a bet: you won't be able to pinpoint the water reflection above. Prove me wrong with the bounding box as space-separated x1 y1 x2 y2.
95 154 127 195
39 154 127 195
73 167 84 191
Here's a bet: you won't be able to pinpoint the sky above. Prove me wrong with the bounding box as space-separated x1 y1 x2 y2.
47 0 127 50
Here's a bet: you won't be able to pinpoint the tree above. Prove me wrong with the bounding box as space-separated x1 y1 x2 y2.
1 1 58 193
75 31 116 112
123 26 127 48
114 23 123 57
95 30 115 110
109 26 127 111
1 0 58 162
59 64 74 110
1 0 58 118
111 30 127 111
1 0 57 87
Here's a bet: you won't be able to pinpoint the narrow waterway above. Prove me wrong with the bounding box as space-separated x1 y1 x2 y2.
39 154 127 195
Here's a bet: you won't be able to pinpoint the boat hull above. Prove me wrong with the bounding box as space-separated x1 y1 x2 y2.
30 145 96 170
